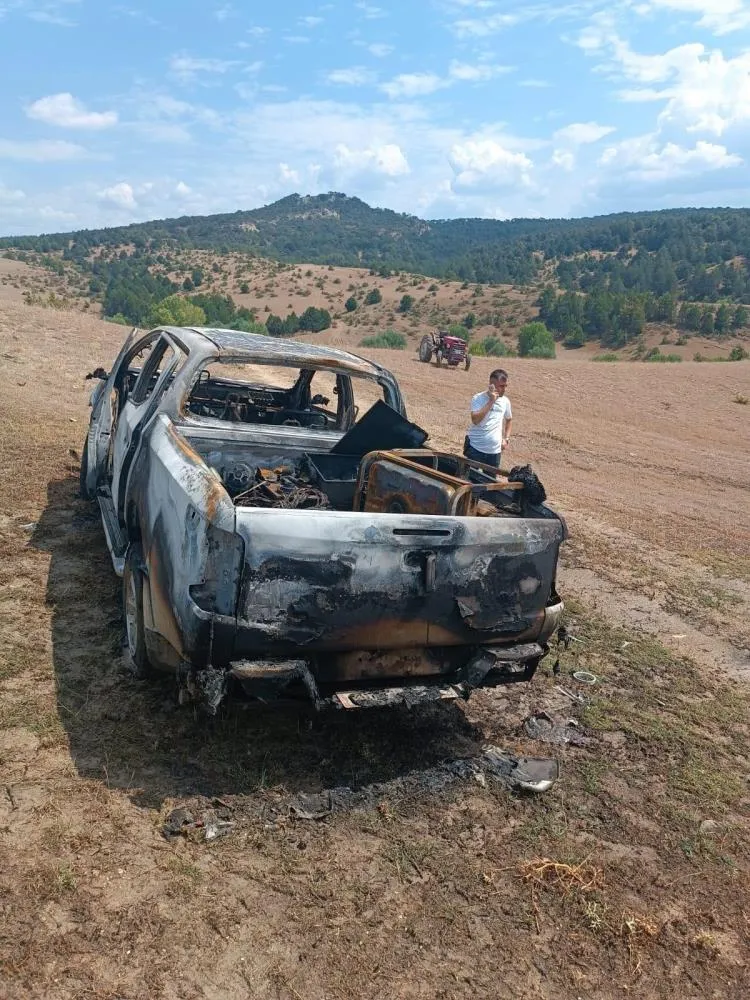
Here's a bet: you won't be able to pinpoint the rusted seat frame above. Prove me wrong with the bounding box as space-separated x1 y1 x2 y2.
355 448 522 515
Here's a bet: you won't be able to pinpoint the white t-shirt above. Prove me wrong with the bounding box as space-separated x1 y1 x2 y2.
467 391 512 454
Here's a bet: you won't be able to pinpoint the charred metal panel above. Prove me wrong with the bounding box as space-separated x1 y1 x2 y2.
128 415 241 667
233 507 564 656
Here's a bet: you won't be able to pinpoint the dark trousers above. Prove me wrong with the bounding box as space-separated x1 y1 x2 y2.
463 436 500 468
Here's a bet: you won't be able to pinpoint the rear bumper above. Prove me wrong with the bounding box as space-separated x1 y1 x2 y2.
224 637 551 710
176 590 564 712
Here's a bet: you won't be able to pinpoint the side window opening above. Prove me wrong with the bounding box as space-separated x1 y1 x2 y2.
131 338 179 406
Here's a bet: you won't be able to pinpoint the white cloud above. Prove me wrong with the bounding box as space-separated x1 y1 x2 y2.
333 142 410 176
367 43 393 57
356 2 386 18
578 24 750 136
449 139 534 189
448 60 513 81
175 180 192 196
554 121 615 144
451 12 521 37
278 162 301 184
283 34 310 43
639 0 750 34
379 61 513 99
26 92 118 129
38 205 76 221
599 134 742 180
552 149 576 170
380 72 445 98
169 54 239 81
326 67 376 86
299 15 323 26
127 92 225 143
98 181 137 208
656 50 750 135
0 139 86 161
112 7 160 27
520 78 552 88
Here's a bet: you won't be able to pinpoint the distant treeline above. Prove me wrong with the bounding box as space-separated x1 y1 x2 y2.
538 287 749 348
3 193 750 298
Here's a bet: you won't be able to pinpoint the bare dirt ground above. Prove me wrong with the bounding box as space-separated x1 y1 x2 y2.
1 300 750 999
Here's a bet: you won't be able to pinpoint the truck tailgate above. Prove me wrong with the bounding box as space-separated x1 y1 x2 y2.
234 508 565 653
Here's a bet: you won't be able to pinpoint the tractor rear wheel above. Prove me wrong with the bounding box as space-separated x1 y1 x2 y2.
418 335 433 363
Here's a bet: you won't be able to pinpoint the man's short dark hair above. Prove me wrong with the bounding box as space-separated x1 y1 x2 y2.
490 368 508 382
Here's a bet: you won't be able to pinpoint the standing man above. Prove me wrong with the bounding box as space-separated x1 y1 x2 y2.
463 368 512 469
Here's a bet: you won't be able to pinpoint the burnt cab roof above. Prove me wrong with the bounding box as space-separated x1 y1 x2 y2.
154 325 390 378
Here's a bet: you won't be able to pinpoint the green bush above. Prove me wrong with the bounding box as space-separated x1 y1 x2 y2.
299 306 332 332
360 330 406 349
364 288 382 306
729 345 749 361
447 323 470 340
469 336 509 357
563 326 586 348
643 347 682 362
398 294 415 313
148 294 206 327
345 296 357 312
591 353 620 362
518 322 556 358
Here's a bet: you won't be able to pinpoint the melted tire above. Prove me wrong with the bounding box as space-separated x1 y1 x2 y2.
123 542 151 678
79 436 94 500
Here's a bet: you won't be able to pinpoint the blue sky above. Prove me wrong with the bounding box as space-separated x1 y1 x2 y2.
1 0 750 235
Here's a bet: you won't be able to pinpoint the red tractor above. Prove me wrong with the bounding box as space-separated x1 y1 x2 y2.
418 330 471 370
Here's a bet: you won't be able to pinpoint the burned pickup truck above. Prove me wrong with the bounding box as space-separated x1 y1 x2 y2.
81 326 566 712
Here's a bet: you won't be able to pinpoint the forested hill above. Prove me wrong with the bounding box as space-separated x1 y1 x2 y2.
3 192 750 302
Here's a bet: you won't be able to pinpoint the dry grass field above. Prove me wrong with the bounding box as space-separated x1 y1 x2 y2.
1 299 750 999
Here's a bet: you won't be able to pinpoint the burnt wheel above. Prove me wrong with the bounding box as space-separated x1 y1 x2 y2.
79 435 94 500
123 542 151 677
418 335 433 363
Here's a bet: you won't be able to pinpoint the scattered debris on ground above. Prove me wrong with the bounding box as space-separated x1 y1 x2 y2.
161 745 561 833
523 711 592 746
162 800 236 843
